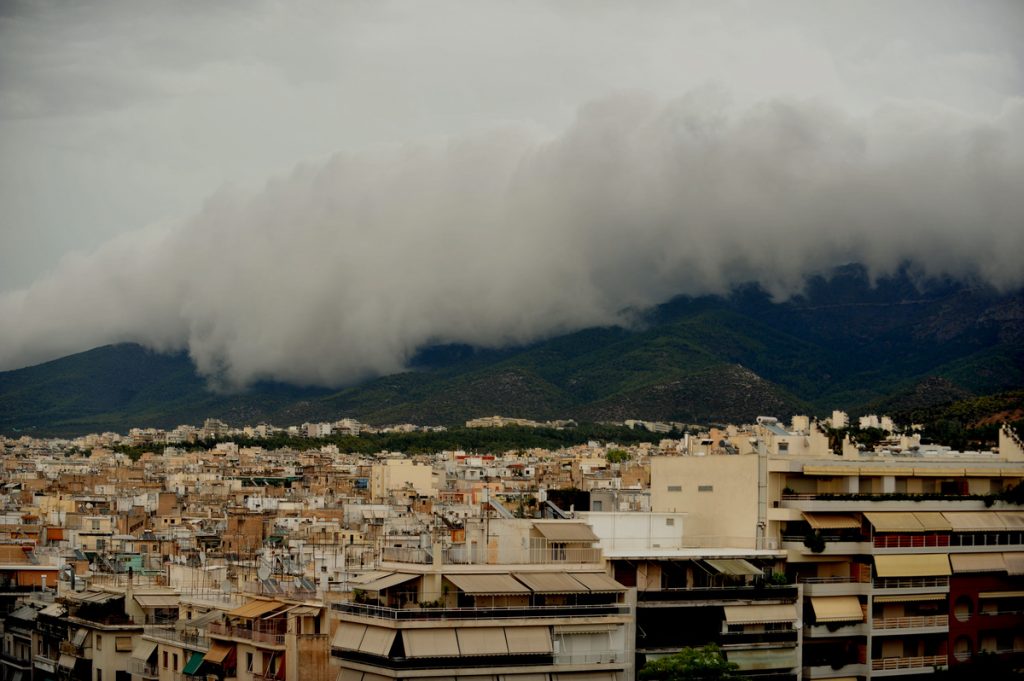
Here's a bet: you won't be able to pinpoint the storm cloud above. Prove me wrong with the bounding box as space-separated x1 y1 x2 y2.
1 91 1022 387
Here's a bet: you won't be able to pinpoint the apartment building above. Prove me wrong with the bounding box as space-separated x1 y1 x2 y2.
331 519 634 681
651 423 1024 679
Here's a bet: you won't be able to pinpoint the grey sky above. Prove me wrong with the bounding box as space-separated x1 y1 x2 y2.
0 1 1022 384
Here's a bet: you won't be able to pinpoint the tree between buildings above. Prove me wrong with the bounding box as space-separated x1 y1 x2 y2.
638 644 748 681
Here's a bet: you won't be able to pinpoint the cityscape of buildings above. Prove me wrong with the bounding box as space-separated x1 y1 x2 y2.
0 412 1022 681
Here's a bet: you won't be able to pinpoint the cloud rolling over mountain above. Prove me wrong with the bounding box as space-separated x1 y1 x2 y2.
0 92 1022 387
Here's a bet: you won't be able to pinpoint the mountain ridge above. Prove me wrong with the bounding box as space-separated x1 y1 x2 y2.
2 265 1021 436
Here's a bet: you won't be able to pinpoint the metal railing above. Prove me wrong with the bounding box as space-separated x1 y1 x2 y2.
949 532 1024 547
873 576 948 589
128 660 160 678
208 622 285 646
143 626 210 650
871 654 946 670
874 535 949 549
332 601 629 621
798 576 870 584
872 614 948 630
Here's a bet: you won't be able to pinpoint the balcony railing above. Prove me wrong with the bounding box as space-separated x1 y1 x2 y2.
638 585 798 602
381 545 604 565
128 660 160 678
208 622 285 646
143 626 210 651
874 535 949 549
871 654 946 671
872 614 948 630
873 576 948 590
798 576 870 584
949 532 1024 547
332 601 629 621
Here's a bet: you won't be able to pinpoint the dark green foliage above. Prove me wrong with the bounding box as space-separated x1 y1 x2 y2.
803 530 826 553
606 449 630 463
1 265 1021 436
639 644 748 681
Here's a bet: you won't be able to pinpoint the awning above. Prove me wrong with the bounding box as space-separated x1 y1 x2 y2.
332 623 366 651
134 594 182 608
514 572 590 593
504 626 553 654
553 674 617 681
943 512 1006 532
358 626 397 657
67 590 120 605
456 627 509 655
913 513 952 531
402 629 460 657
803 513 860 530
1004 552 1024 576
228 599 286 619
873 593 947 603
723 604 798 625
570 572 626 592
71 628 89 647
348 570 392 584
181 609 223 628
864 512 923 533
950 553 1007 573
337 669 363 681
998 512 1024 530
57 654 76 671
204 642 233 665
802 466 858 476
705 559 763 577
130 640 158 662
445 573 530 595
358 572 419 593
857 467 914 476
532 522 599 542
182 652 204 676
874 553 950 577
979 590 1024 599
965 467 1001 477
811 596 864 623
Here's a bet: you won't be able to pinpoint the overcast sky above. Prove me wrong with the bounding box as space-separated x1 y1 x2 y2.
1 1 1022 385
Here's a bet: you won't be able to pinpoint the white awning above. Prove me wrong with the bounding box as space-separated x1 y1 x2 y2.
130 639 158 662
723 604 798 624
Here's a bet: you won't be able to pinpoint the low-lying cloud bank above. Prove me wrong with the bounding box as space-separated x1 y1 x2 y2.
2 91 1022 387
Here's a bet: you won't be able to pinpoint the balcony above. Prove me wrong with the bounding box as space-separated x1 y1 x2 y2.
804 622 868 639
803 662 869 679
871 654 947 674
33 654 57 674
208 622 285 647
128 660 160 679
782 537 870 555
333 601 629 621
780 494 990 513
871 614 948 634
873 576 948 591
798 576 871 597
381 544 603 565
143 626 210 651
638 585 798 606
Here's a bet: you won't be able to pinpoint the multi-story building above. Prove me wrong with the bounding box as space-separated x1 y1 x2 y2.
331 519 634 681
651 423 1024 679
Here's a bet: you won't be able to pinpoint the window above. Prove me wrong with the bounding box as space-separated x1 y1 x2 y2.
163 652 168 669
246 653 254 672
698 485 713 492
95 635 102 651
172 654 178 672
665 518 675 526
667 485 682 492
115 637 133 652
96 669 102 681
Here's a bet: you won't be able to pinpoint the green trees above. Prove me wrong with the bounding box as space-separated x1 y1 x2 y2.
639 645 748 681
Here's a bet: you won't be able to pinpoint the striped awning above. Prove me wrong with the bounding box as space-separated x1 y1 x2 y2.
1004 552 1024 576
943 512 1006 532
228 599 286 618
704 559 763 576
950 553 1006 573
810 596 863 623
864 512 924 533
913 513 951 531
979 590 1024 599
444 573 530 595
803 513 861 530
723 604 798 625
873 593 947 603
358 572 419 593
874 553 950 578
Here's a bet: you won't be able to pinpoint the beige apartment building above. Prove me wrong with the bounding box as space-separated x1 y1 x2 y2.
651 423 1024 679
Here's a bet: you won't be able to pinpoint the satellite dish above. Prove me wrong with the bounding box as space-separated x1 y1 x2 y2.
257 562 272 581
